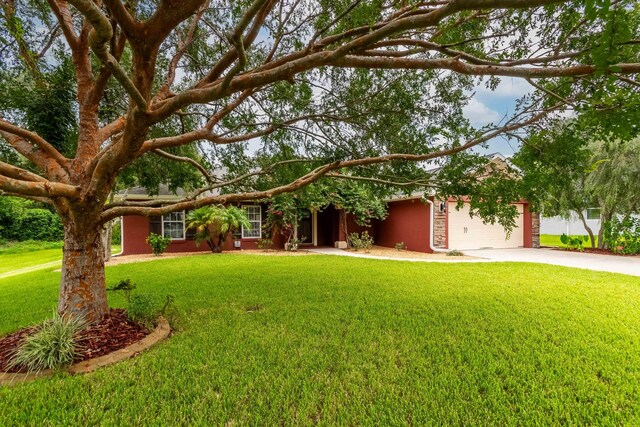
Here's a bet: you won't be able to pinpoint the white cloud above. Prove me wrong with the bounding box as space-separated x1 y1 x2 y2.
463 98 501 127
554 109 578 119
476 77 533 99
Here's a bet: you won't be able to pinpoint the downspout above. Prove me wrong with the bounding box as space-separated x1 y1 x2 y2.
112 217 124 257
425 199 449 253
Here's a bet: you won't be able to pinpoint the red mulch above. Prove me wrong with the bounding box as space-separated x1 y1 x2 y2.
552 247 640 257
0 309 150 373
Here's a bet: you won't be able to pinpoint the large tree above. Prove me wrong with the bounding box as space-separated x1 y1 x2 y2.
0 0 638 322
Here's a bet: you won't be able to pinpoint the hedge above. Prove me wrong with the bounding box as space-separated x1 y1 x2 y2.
0 208 64 242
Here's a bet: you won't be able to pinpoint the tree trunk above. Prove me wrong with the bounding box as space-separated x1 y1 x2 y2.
339 210 349 246
216 232 225 252
598 211 613 249
103 220 113 262
205 238 216 253
576 210 596 248
598 226 605 249
103 193 116 262
58 225 109 323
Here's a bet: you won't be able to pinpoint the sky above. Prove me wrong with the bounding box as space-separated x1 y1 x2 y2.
463 78 534 157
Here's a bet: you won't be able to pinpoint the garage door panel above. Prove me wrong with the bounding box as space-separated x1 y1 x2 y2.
448 202 524 250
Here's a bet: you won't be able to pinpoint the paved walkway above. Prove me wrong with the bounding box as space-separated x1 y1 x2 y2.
307 247 490 263
0 260 61 280
465 248 640 277
308 247 640 277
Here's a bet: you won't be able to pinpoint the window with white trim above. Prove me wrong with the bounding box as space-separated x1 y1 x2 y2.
586 208 601 220
242 205 262 238
162 211 185 240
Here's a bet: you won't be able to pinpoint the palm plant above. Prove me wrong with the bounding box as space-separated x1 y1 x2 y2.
219 206 252 240
186 206 251 253
186 206 223 253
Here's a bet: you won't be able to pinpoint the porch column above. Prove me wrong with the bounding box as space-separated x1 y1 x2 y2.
312 209 318 246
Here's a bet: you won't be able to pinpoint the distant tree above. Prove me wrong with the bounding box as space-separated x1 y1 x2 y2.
586 137 640 247
513 120 598 247
514 108 640 248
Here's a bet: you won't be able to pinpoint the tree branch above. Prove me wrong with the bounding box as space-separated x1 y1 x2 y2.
0 161 47 182
102 0 139 38
152 149 214 183
325 173 438 188
104 159 320 209
46 0 78 49
0 119 70 169
153 0 209 102
66 0 148 111
101 104 555 222
199 0 277 86
332 56 640 78
100 161 340 222
0 174 80 198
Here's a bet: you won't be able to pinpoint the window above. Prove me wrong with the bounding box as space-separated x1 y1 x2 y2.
586 208 601 220
242 205 262 238
162 211 185 240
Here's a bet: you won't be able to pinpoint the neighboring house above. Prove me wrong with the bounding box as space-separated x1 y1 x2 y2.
118 187 540 255
541 209 602 236
541 209 640 236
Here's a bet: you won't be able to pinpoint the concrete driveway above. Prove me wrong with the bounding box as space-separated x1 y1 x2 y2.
466 248 640 277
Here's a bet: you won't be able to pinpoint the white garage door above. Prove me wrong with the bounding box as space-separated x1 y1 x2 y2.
448 202 524 250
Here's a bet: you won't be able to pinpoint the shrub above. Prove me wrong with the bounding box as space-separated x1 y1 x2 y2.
111 220 122 245
348 231 374 252
395 242 406 251
257 237 274 251
0 196 64 242
447 249 464 256
107 279 178 328
128 294 158 329
0 240 64 254
16 209 64 241
9 312 87 372
146 232 171 256
107 278 137 302
560 233 589 252
285 236 305 251
603 217 640 255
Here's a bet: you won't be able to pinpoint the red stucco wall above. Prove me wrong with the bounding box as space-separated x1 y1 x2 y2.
121 215 279 255
345 213 374 239
374 198 432 253
121 215 208 255
523 204 533 248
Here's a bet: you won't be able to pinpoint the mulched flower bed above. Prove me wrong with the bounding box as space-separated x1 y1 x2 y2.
0 309 149 374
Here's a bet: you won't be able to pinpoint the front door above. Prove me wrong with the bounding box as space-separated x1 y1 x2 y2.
297 214 313 244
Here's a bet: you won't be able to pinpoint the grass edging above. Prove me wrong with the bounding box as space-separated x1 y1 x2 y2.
0 316 170 387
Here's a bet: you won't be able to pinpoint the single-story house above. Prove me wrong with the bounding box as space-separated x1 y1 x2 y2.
118 188 540 255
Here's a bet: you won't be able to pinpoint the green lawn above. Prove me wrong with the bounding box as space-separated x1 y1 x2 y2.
0 243 122 275
540 233 598 247
0 249 64 275
1 255 640 425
